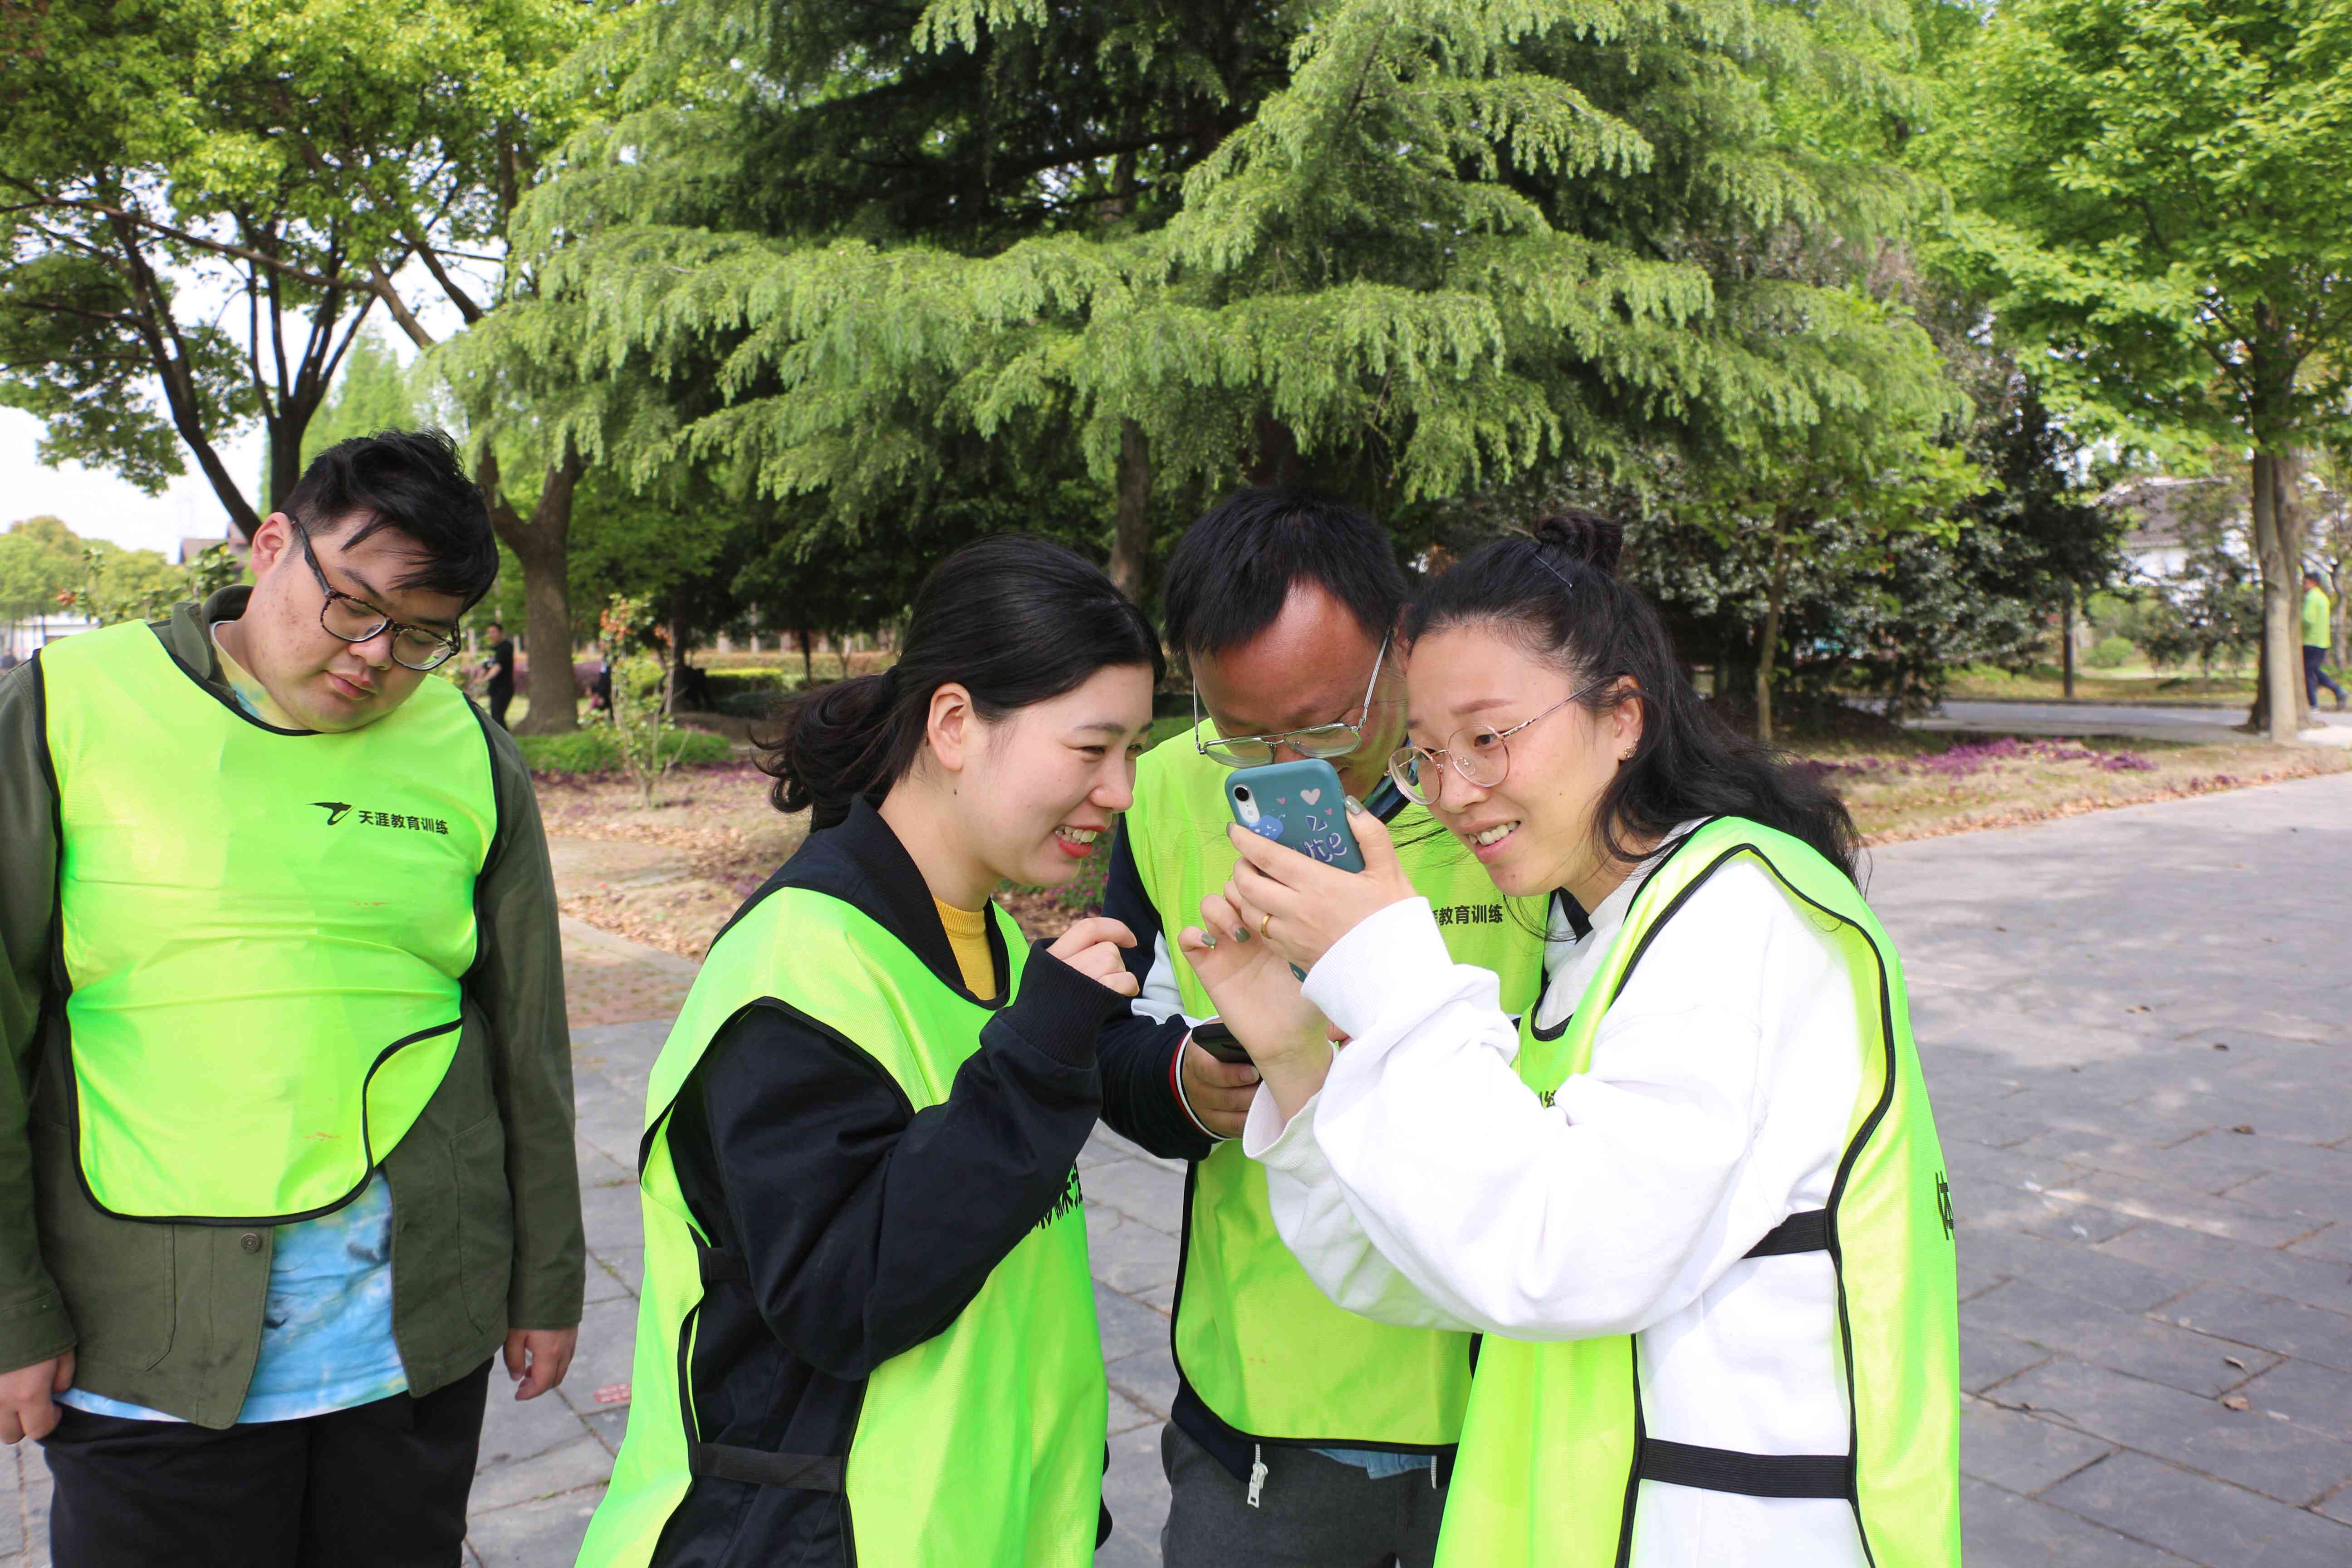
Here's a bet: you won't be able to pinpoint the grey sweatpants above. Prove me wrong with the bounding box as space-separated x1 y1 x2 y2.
1158 1421 1447 1568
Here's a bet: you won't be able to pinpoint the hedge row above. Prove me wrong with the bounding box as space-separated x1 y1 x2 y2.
518 727 734 774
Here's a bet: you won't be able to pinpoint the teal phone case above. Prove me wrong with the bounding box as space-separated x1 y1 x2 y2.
1223 759 1364 872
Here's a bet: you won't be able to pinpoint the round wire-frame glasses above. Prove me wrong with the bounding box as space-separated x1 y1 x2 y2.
1192 632 1391 768
1385 682 1607 806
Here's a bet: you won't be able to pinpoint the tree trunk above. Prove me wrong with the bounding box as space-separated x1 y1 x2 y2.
667 590 689 713
2248 451 2302 740
1109 419 1152 601
2061 582 2077 700
1754 528 1793 745
2281 454 2313 730
799 629 813 687
480 447 583 735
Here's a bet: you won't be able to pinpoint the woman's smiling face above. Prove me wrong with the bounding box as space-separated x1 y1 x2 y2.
1401 621 1642 900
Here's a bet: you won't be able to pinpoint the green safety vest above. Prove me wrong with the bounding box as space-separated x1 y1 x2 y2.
2305 586 2332 649
1439 818 1960 1568
1125 725 1544 1453
39 620 494 1224
578 882 1105 1568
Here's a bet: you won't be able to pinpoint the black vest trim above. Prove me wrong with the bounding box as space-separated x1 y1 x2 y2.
1636 1438 1854 1499
686 1443 846 1492
1742 1208 1830 1259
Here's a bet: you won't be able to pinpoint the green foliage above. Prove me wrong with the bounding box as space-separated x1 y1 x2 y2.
2085 635 2134 670
0 515 242 627
0 515 84 622
522 0 1949 606
1936 0 2352 458
597 593 700 805
301 328 426 468
514 726 732 775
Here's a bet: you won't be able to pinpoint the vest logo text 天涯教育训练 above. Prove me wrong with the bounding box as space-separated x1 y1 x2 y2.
312 800 451 834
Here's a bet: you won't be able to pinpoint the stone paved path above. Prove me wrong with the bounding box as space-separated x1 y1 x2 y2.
1916 699 2352 748
6 774 2349 1566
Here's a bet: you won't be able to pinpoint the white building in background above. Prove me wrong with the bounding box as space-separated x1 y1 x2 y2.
2097 474 2233 583
2 612 99 663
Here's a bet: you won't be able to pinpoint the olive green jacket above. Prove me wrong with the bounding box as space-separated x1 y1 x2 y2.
0 591 586 1427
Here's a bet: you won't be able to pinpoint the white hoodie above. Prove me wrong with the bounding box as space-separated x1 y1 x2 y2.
1242 839 1871 1568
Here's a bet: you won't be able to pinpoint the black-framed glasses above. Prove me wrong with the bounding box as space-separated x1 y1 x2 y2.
291 521 461 671
1193 632 1391 768
1386 682 1604 806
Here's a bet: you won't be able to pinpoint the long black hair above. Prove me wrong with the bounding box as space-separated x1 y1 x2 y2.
1406 510 1861 882
760 535 1164 829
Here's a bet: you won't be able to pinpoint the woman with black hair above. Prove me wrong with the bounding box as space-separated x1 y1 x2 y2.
1179 514 1960 1568
579 536 1162 1568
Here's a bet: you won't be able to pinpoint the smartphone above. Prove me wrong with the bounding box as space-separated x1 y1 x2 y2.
1224 759 1364 872
1190 1019 1254 1065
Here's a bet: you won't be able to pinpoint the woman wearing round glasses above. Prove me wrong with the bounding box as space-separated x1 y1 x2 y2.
1175 513 1960 1568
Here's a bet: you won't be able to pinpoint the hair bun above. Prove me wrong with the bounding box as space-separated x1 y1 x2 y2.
1530 510 1623 576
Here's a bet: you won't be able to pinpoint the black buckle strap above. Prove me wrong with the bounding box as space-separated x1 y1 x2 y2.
688 1443 844 1491
698 1246 748 1285
1742 1209 1829 1259
1637 1438 1852 1499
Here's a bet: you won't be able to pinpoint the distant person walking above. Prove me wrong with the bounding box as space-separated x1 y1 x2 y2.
479 619 517 728
2306 570 2346 711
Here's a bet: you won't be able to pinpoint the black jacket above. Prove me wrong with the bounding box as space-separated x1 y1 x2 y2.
652 799 1125 1567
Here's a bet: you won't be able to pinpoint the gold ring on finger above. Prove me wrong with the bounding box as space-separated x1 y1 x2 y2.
1259 910 1274 940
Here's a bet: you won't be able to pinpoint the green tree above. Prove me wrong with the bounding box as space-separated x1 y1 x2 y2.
1938 0 2352 739
0 514 83 624
299 327 423 467
0 0 585 531
534 0 1943 610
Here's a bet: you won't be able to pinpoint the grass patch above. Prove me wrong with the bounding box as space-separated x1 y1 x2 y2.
519 726 734 775
1940 662 2258 705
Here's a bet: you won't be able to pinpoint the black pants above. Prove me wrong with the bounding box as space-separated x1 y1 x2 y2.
41 1359 493 1568
1160 1422 1445 1568
487 677 514 729
2305 644 2346 707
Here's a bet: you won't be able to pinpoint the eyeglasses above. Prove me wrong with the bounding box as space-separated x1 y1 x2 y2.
291 522 461 671
1193 632 1391 768
1386 683 1603 806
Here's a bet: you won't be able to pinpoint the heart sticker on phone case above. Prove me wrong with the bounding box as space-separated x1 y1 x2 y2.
1300 789 1322 804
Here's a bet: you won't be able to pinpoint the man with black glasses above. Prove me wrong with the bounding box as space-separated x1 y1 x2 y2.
0 430 585 1567
1098 489 1545 1567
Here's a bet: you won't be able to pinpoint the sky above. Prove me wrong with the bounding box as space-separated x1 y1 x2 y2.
0 407 266 560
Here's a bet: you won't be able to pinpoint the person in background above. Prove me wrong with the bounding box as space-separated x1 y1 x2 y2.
0 429 584 1567
2304 569 2345 711
578 536 1161 1567
1096 490 1544 1567
1189 513 1959 1567
479 618 518 728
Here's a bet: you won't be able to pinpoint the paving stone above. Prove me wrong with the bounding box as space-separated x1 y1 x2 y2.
1958 1475 2188 1568
1087 1209 1181 1295
1961 1323 2054 1395
577 1174 647 1246
2152 1285 2352 1374
2041 1450 2352 1568
1083 1157 1187 1237
584 1406 631 1453
1106 1344 1179 1420
1991 1356 2352 1506
1100 1416 1169 1568
1095 1280 1172 1365
476 1377 598 1472
1962 1280 2279 1398
2054 1172 2319 1250
2095 1221 2352 1308
2237 1359 2352 1443
557 1295 644 1412
582 1247 640 1305
465 1484 605 1568
470 1435 616 1514
1960 1396 2117 1496
1107 1388 1158 1438
1960 1225 2194 1314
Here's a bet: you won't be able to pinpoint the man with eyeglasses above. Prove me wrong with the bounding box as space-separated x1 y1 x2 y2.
0 430 585 1567
1098 489 1545 1567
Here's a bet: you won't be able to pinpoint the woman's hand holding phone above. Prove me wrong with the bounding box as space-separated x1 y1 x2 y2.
1220 801 1416 974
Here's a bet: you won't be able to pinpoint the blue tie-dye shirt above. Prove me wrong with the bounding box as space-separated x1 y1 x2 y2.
56 630 411 1426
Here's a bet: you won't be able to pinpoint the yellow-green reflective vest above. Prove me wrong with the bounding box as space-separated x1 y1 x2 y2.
39 619 494 1224
578 884 1105 1568
1439 818 1960 1568
1125 724 1544 1452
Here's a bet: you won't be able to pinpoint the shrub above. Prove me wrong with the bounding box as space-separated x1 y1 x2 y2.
703 668 786 704
518 726 732 775
2085 635 2134 670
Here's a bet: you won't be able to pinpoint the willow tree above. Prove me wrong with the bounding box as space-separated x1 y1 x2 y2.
1939 0 2352 740
534 0 1945 608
